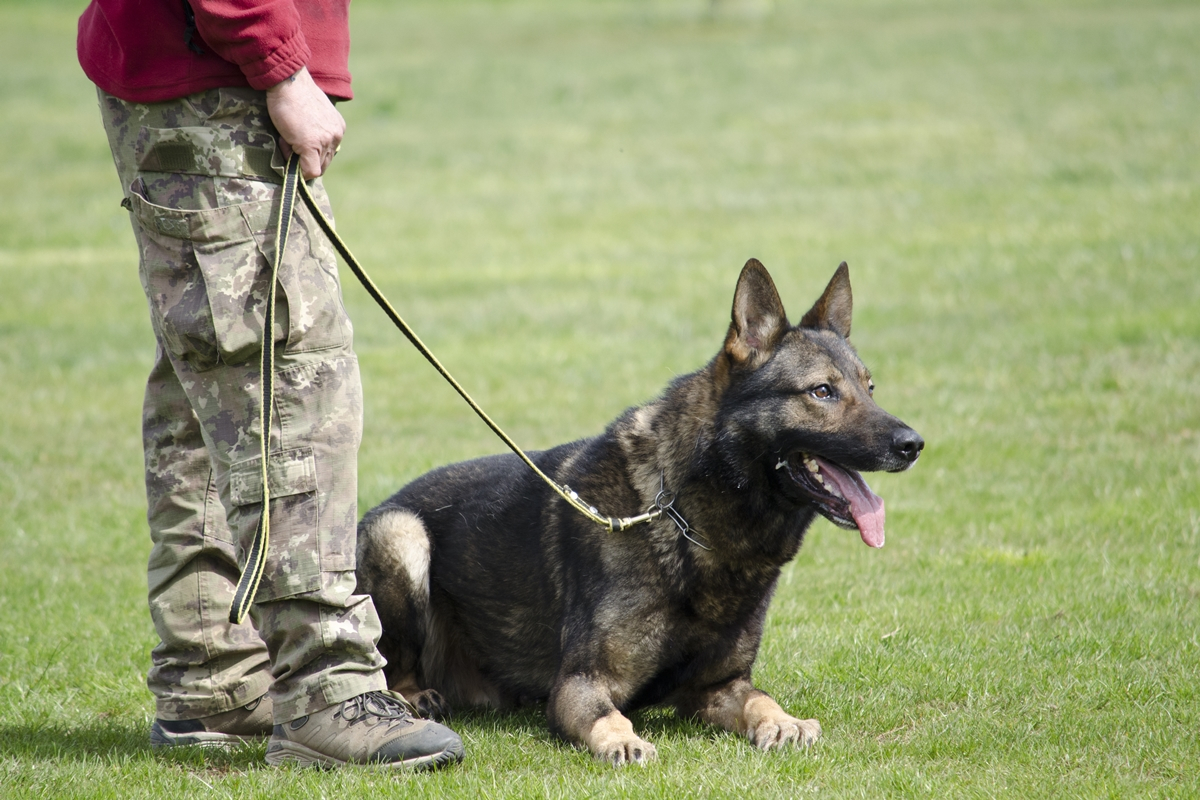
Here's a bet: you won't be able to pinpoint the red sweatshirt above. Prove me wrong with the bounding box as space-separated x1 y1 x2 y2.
78 0 352 103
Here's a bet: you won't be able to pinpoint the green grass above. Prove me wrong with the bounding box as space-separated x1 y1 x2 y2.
2 0 1198 796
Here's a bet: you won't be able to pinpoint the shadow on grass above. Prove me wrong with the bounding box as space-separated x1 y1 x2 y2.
450 701 712 736
0 718 266 770
0 704 718 769
631 707 716 741
450 702 720 748
446 703 557 744
0 707 556 767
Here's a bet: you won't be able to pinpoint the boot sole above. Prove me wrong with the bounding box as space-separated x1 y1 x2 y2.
150 722 268 750
265 737 464 770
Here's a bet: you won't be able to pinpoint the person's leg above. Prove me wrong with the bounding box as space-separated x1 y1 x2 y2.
100 86 462 765
99 89 273 741
163 345 390 719
142 341 275 744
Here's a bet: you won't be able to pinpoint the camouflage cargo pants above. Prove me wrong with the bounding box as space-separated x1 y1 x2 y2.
97 87 386 723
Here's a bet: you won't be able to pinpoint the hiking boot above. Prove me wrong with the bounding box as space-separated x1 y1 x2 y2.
150 695 273 748
265 690 464 769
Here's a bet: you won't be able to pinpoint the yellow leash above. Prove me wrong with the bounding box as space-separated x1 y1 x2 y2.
229 155 300 624
230 154 670 623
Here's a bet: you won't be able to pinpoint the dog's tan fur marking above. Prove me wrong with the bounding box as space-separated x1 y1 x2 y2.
679 680 820 750
372 509 431 595
389 674 423 697
740 692 821 749
585 711 657 766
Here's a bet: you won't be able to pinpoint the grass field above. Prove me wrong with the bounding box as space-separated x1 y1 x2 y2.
2 0 1198 797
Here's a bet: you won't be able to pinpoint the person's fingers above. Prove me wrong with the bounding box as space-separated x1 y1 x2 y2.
300 147 324 180
283 140 340 179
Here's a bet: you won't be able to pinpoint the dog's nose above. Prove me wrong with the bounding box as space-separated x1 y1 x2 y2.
892 429 924 463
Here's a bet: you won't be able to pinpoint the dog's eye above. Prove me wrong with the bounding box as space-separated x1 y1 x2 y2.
868 382 875 396
810 384 834 400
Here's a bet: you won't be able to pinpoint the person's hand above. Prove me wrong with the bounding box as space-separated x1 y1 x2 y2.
266 67 344 179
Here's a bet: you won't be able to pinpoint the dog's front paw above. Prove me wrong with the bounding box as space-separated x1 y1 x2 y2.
594 735 657 767
586 711 657 766
748 713 821 750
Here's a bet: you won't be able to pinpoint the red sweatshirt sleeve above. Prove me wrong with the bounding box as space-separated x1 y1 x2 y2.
78 0 351 103
189 0 310 90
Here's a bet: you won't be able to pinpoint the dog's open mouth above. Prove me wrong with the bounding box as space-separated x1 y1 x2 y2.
777 453 886 548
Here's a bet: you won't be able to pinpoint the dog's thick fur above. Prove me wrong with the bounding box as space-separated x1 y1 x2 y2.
357 260 923 765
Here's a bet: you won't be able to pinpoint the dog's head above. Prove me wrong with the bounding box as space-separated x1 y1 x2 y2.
718 259 923 548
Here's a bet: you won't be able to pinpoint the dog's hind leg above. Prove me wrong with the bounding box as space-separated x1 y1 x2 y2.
355 508 450 720
675 675 820 750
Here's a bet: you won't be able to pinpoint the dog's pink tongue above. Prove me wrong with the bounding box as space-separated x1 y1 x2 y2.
815 458 886 548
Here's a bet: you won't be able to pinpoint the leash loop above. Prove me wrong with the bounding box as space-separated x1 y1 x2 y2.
228 153 300 624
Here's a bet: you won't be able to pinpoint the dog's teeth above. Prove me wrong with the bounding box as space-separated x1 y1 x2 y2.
802 457 829 485
775 459 787 471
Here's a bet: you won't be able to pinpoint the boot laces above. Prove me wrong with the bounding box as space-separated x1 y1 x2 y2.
340 691 417 725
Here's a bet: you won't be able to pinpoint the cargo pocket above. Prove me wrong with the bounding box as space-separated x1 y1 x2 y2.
193 227 285 366
268 197 351 355
229 446 322 598
127 179 287 371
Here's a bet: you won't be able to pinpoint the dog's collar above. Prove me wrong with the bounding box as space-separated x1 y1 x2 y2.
566 471 708 549
650 472 710 551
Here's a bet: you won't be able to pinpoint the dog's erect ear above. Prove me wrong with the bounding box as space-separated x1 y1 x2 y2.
799 261 853 338
725 258 789 366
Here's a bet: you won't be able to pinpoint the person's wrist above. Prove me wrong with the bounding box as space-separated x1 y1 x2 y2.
267 67 307 96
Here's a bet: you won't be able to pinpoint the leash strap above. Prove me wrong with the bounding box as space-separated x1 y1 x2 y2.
289 168 643 531
228 154 300 625
231 153 678 621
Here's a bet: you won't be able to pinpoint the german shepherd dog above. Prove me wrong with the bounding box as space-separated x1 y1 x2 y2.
356 260 923 765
